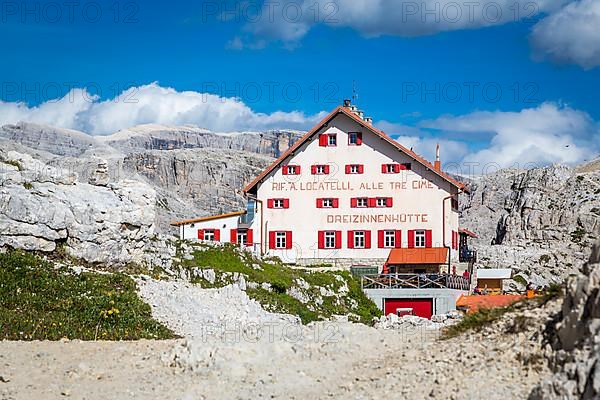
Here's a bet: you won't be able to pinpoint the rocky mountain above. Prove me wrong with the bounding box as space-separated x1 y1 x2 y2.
0 122 300 235
460 162 600 287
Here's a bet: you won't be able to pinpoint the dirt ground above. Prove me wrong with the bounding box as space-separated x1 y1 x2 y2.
0 307 553 400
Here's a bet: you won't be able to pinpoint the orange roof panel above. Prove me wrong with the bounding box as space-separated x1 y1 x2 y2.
171 210 246 226
455 295 525 314
386 247 449 265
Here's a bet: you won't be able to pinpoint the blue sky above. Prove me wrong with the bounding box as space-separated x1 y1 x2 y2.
1 0 599 169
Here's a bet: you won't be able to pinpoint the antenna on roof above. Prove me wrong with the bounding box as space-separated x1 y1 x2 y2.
352 81 359 105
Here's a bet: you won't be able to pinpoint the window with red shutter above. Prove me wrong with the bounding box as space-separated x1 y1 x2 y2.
269 231 276 249
197 229 204 240
408 230 415 248
319 134 328 146
425 230 433 248
348 132 362 146
318 231 325 249
378 230 385 248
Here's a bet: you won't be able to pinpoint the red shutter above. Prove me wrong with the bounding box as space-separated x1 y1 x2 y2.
318 231 325 249
378 230 385 248
267 199 274 208
345 165 351 174
285 231 292 249
381 164 387 173
197 229 204 240
356 132 362 145
246 229 253 246
347 231 354 249
319 134 328 146
408 230 415 248
324 165 330 174
399 163 407 170
295 166 301 175
332 198 339 208
350 198 358 208
394 230 402 248
452 231 455 249
214 229 220 242
283 199 290 209
282 166 289 175
316 198 323 208
311 165 317 175
364 230 371 249
425 230 433 248
368 198 377 208
335 231 342 249
386 197 393 207
358 164 364 174
269 231 276 249
230 229 238 244
393 164 401 173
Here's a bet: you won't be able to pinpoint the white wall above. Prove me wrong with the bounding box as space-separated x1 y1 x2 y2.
179 214 242 243
250 112 461 264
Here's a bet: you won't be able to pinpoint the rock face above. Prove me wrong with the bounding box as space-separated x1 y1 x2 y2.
0 149 159 264
460 164 600 287
530 240 600 399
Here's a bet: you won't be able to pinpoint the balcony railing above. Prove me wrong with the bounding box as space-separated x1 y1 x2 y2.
362 273 470 291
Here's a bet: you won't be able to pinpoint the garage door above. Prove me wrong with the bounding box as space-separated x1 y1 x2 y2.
384 298 433 319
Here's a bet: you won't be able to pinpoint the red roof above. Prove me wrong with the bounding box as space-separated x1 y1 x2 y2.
243 106 468 194
456 295 524 314
171 210 246 226
386 247 449 265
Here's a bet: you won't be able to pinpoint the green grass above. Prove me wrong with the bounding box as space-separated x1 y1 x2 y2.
179 243 381 324
0 250 175 341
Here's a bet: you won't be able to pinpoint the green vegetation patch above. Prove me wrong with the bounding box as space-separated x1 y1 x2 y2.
179 244 381 324
0 250 175 341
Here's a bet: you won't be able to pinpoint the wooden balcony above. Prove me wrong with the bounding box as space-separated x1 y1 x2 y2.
362 273 470 291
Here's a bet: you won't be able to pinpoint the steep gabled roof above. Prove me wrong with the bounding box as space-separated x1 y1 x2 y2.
243 106 468 194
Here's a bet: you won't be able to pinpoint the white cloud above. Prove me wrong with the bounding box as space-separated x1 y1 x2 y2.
420 102 600 171
530 0 600 69
0 83 327 135
236 0 567 46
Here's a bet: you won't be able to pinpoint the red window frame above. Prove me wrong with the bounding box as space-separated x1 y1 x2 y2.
319 133 337 147
282 165 301 175
268 231 292 250
345 164 364 174
267 198 290 209
311 164 331 175
378 230 401 249
316 198 339 208
348 230 371 249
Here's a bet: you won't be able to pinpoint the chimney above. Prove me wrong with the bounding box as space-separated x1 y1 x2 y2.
357 110 364 120
434 143 441 171
343 99 352 108
364 116 373 125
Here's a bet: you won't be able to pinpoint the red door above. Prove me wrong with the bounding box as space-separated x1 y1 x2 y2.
384 298 433 319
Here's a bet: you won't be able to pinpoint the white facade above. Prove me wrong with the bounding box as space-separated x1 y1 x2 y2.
175 105 466 269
